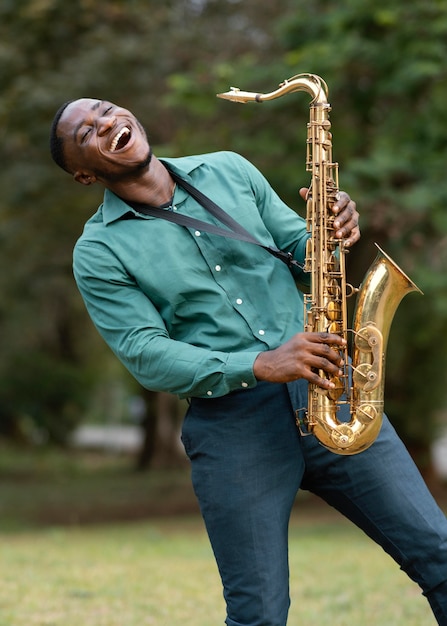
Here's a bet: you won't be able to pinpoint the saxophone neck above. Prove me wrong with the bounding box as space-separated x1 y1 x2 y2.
217 73 330 106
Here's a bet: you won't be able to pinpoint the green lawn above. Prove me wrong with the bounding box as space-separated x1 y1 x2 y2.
0 445 439 625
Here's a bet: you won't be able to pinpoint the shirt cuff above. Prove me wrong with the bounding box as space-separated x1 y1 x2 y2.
224 351 260 392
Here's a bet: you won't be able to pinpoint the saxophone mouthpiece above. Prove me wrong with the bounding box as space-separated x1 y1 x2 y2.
216 87 240 101
217 87 263 104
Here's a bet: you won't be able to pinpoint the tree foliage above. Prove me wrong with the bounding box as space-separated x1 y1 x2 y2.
0 0 446 464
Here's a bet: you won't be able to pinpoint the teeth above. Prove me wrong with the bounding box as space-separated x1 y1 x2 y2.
110 127 130 152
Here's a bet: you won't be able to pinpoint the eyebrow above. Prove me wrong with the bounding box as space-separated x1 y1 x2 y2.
72 100 106 140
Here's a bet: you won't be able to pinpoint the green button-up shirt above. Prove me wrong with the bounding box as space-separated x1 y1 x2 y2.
73 151 310 399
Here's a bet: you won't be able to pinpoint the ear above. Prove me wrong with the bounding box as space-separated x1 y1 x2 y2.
74 170 97 186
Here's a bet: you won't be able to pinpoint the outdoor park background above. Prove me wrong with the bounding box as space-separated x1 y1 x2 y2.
1 1 447 624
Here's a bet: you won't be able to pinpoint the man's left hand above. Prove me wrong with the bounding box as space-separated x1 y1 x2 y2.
299 188 361 247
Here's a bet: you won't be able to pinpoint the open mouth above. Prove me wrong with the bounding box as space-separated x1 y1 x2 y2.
110 126 131 152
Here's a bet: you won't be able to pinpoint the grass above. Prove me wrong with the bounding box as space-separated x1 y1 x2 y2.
0 444 440 625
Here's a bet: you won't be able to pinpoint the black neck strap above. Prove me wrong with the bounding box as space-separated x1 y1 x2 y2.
125 167 303 270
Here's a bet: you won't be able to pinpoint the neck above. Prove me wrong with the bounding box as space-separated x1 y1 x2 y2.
107 156 175 206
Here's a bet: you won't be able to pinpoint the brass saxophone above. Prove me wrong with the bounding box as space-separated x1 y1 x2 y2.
218 73 422 455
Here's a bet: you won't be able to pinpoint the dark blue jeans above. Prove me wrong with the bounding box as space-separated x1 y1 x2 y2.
182 380 447 626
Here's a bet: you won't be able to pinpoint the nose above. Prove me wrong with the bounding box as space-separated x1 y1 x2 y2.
97 114 116 136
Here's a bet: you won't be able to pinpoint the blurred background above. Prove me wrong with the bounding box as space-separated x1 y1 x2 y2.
1 0 447 507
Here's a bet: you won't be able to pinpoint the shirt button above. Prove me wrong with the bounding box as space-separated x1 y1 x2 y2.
215 265 222 272
195 231 201 237
241 382 248 388
258 329 265 336
236 298 243 305
206 390 213 396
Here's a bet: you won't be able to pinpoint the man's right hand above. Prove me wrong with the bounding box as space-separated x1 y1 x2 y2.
253 332 346 390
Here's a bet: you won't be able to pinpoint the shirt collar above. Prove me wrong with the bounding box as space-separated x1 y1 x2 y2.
101 155 206 226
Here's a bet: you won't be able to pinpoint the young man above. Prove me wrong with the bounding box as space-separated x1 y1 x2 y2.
51 98 447 625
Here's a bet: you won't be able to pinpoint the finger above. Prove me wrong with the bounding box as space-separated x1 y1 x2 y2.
334 221 358 242
307 368 342 390
309 332 347 347
334 207 359 241
332 191 351 214
299 187 309 201
333 218 360 243
314 354 345 373
304 339 345 368
333 201 356 226
344 225 361 247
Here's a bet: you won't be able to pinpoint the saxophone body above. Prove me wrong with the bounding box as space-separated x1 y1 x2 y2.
218 74 421 455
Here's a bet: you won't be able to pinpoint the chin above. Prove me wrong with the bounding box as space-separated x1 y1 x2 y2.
97 147 153 183
137 147 153 171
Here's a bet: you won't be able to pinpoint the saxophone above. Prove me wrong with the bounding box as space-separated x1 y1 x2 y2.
218 73 422 455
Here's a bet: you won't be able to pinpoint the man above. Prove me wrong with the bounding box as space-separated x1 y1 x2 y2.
50 98 447 625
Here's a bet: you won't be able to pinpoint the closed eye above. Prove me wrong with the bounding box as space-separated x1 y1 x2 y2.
81 128 92 142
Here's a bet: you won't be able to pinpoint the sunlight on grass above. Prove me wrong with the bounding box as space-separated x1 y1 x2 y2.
0 515 435 626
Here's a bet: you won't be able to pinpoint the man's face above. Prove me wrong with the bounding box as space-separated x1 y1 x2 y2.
58 98 152 184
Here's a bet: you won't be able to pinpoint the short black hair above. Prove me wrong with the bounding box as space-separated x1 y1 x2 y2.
49 100 74 172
